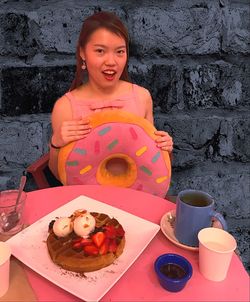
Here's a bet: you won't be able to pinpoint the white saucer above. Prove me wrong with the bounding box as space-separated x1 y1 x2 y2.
160 210 199 252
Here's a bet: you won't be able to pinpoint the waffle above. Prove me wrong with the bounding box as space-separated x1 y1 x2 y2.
46 212 125 273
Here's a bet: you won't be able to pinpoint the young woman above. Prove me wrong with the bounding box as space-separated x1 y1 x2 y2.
49 11 173 181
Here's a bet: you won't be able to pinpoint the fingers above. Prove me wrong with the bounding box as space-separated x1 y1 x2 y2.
155 130 173 152
58 119 92 145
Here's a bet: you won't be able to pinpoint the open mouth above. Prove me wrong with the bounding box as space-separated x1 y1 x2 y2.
102 70 116 81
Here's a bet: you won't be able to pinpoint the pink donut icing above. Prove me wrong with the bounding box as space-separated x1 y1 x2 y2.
58 111 171 197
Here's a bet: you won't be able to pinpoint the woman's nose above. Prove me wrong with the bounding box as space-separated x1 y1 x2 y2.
105 53 116 65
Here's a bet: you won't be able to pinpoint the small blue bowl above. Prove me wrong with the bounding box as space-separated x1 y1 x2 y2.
154 253 193 292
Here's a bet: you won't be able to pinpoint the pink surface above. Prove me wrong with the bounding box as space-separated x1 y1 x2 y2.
22 185 249 302
0 242 11 297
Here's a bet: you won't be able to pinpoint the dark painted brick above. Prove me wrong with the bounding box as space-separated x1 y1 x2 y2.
1 66 74 115
183 62 250 109
129 63 177 111
0 12 39 58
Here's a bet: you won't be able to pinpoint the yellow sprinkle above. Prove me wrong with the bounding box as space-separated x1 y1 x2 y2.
136 146 147 156
156 176 168 184
80 165 92 175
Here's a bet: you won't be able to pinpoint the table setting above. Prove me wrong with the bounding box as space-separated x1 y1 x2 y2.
0 184 249 301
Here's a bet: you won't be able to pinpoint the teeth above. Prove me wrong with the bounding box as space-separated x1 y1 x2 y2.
104 71 115 75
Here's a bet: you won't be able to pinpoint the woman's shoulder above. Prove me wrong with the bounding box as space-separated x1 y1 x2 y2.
52 93 72 114
132 83 151 98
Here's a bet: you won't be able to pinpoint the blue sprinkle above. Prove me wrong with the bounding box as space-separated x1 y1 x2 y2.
99 126 111 136
140 166 152 176
74 148 86 155
108 139 118 150
152 151 161 163
66 161 79 166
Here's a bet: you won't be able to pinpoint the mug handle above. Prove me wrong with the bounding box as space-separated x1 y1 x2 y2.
211 211 227 230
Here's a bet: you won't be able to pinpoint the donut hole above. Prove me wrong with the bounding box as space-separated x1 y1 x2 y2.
105 158 129 176
97 153 137 187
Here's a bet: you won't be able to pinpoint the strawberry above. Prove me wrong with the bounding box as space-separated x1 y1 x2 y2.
72 238 92 249
116 226 125 237
72 241 83 250
72 237 82 244
108 238 118 253
103 225 116 239
80 238 93 246
99 239 109 255
83 244 99 256
92 231 106 247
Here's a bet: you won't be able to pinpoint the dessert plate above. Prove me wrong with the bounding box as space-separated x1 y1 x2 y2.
7 195 160 302
160 210 198 252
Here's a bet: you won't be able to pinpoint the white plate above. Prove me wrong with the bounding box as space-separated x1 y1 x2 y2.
7 195 160 302
160 210 198 252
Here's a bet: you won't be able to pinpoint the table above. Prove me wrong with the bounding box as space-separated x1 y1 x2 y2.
20 185 249 301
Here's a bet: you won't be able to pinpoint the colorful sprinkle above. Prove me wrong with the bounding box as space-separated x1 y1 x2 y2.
129 127 138 140
136 146 147 156
140 166 152 176
80 165 92 175
73 148 86 155
108 139 118 150
66 161 79 166
152 151 161 163
98 126 111 136
156 176 168 184
94 141 100 154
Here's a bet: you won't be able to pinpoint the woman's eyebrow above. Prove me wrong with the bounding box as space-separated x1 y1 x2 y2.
93 44 126 49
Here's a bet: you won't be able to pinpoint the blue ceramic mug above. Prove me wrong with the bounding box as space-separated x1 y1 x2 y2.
174 190 227 247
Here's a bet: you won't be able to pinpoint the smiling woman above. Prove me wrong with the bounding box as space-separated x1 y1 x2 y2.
48 11 173 195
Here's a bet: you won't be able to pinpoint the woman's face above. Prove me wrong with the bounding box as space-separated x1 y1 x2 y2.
81 28 127 90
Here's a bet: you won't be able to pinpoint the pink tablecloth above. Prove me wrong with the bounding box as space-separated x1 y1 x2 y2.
22 185 249 301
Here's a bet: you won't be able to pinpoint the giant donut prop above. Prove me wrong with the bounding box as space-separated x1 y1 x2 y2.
58 110 171 197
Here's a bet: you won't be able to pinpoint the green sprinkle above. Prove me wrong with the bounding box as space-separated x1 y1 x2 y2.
73 148 86 155
152 151 161 163
99 126 111 136
66 161 79 166
140 166 152 176
108 139 118 150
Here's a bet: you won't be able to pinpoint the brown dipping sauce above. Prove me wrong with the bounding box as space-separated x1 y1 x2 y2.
160 263 187 279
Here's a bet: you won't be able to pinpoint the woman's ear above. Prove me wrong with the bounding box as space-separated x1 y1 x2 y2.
79 47 85 61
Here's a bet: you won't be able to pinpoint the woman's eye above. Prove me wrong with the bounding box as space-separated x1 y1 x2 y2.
117 50 125 55
95 49 104 54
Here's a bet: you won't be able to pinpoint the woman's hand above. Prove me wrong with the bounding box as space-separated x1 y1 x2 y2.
51 117 91 148
155 130 173 153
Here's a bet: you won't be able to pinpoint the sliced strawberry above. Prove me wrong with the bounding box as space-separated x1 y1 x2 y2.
72 238 92 249
83 244 99 256
72 237 82 244
92 231 106 247
99 239 109 255
108 238 118 253
72 241 83 250
116 226 125 237
80 238 93 246
103 225 116 239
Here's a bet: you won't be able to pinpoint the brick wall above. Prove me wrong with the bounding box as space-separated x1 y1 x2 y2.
0 0 249 272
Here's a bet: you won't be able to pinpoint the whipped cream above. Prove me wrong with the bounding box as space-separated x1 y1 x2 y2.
73 212 96 238
53 217 73 237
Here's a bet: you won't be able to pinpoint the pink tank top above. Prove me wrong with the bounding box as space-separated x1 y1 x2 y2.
64 84 145 119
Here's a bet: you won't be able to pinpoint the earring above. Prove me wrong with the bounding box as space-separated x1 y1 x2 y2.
81 60 86 70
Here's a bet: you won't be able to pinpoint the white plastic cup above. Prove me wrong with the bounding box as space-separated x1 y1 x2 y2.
198 227 237 281
0 241 11 297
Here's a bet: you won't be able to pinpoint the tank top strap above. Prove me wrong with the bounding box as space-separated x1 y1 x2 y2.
131 84 139 102
64 91 75 102
64 91 85 118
